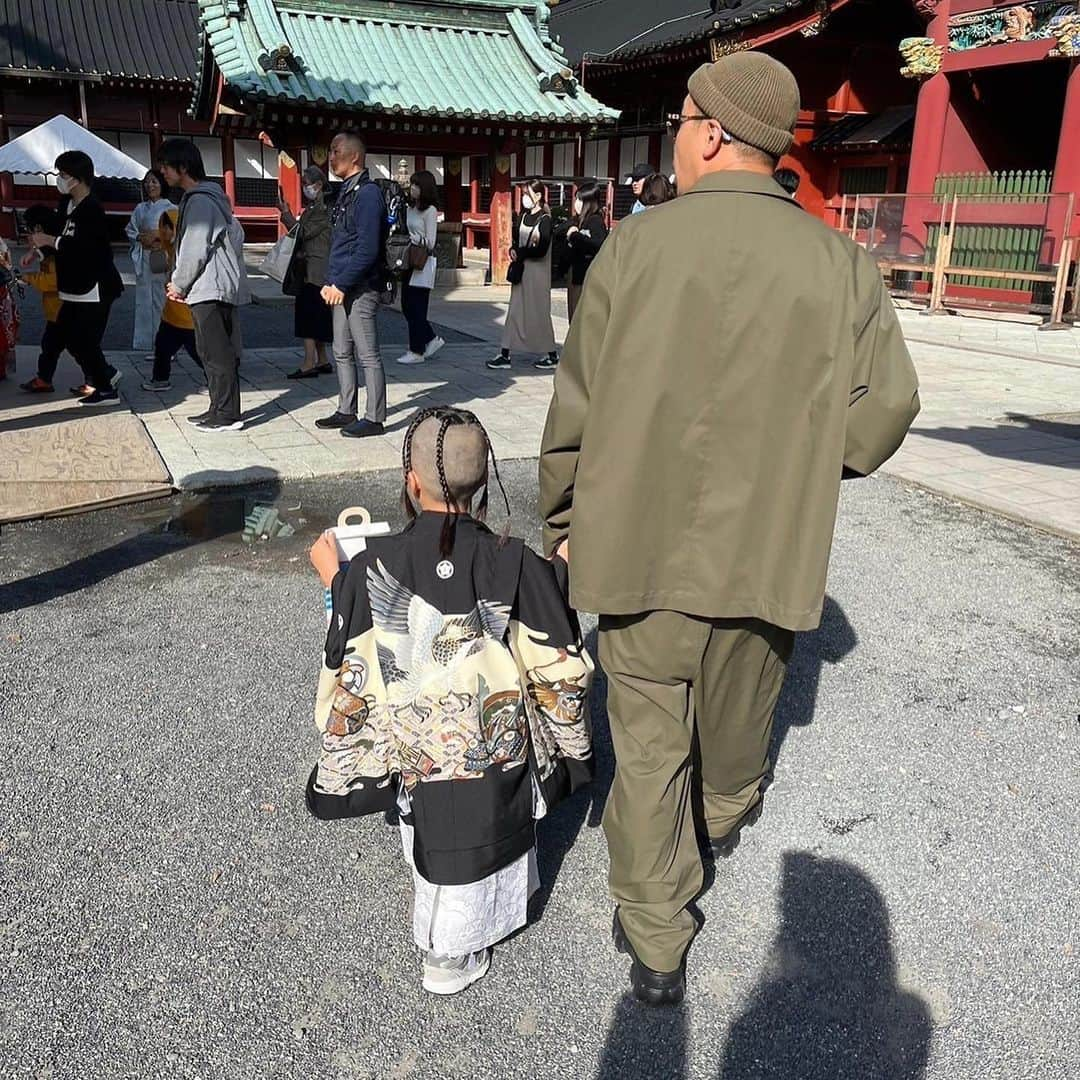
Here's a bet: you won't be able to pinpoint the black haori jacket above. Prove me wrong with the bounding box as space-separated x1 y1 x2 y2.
307 513 594 886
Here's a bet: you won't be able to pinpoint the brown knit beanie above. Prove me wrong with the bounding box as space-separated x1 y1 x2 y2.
687 53 800 157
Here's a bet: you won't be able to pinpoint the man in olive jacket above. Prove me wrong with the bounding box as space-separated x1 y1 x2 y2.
539 53 920 1006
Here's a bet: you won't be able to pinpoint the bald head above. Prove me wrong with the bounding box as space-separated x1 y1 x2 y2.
329 129 366 180
409 414 489 507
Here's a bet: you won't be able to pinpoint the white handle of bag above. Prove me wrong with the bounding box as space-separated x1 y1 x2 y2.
337 506 372 528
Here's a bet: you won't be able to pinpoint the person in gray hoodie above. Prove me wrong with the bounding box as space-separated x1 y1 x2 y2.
158 138 251 433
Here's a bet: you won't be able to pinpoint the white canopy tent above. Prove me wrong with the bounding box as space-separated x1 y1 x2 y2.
0 114 145 179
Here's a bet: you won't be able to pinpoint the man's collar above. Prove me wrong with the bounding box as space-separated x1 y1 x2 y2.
685 170 788 199
341 168 369 189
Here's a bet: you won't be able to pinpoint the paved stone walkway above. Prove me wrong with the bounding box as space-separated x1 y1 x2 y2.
889 310 1080 539
11 295 1080 540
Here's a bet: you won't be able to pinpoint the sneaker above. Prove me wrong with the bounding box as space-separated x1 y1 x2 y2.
395 351 425 365
486 354 511 370
612 910 686 1007
20 377 55 393
423 336 446 359
141 379 172 392
142 354 156 363
422 949 491 996
79 388 120 407
534 355 559 371
192 417 244 433
70 384 94 397
315 411 356 429
186 411 212 426
341 418 384 438
109 370 123 389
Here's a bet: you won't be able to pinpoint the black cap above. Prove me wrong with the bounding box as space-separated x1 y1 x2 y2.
625 162 653 184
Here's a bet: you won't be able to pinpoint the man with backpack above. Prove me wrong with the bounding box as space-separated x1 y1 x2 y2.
159 138 250 433
317 129 390 438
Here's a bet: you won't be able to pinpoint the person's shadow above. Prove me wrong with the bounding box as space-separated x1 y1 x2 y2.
719 852 933 1080
596 991 690 1079
771 596 857 769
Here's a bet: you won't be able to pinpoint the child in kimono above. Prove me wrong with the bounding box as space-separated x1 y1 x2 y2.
307 406 594 995
18 206 63 394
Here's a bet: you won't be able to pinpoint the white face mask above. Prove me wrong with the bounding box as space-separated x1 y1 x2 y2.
521 194 535 211
303 184 320 200
55 175 73 195
573 198 584 216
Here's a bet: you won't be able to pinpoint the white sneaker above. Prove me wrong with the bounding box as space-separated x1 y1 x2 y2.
423 336 446 359
395 351 425 365
422 949 491 995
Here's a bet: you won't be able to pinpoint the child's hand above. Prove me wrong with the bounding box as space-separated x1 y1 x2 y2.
309 531 341 588
19 251 37 270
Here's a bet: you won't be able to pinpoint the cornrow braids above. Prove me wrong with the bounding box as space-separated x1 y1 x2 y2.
435 413 457 558
399 404 513 550
400 405 443 520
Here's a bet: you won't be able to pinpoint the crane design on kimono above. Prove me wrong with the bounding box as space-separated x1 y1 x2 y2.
367 558 512 700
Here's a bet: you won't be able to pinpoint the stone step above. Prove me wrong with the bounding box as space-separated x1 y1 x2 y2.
437 266 487 287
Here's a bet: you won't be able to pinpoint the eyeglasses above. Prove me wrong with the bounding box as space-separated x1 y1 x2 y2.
666 112 711 136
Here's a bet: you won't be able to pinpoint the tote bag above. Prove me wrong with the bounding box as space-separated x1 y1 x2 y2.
260 227 297 284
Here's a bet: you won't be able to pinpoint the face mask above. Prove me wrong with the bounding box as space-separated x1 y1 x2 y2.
303 184 320 200
573 199 584 216
521 195 535 211
55 175 73 195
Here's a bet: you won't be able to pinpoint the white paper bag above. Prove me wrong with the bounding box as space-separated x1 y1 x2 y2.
323 506 392 623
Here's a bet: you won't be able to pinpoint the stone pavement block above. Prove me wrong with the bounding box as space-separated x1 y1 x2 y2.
1027 479 1080 500
251 431 319 451
973 483 1063 508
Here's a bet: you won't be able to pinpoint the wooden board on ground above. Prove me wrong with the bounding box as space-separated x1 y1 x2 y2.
0 358 173 523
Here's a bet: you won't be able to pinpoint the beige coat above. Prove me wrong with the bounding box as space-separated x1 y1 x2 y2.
539 170 920 631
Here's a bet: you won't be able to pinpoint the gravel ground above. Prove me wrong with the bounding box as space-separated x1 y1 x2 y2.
1 466 1078 1079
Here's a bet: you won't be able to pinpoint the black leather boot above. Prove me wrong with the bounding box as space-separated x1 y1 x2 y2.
612 909 686 1006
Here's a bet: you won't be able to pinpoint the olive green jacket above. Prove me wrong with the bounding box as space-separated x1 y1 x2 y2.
539 170 920 631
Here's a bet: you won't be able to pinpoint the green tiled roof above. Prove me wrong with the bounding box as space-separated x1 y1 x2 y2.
196 0 618 125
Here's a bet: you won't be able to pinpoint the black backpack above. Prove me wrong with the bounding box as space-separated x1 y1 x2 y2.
375 178 412 278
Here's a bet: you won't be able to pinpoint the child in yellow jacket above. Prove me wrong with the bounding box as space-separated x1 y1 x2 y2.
18 205 65 394
141 208 202 392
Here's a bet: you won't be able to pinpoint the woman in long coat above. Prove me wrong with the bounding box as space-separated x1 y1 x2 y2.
124 170 174 356
279 165 334 379
487 179 558 372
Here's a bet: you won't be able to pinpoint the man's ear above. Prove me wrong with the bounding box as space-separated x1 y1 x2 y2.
701 121 725 164
406 468 423 502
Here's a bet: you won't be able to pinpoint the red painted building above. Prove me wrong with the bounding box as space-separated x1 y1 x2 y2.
548 0 1080 235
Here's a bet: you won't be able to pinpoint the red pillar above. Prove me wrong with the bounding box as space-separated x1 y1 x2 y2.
901 3 950 256
490 151 512 286
1052 60 1080 240
222 133 237 209
443 155 463 223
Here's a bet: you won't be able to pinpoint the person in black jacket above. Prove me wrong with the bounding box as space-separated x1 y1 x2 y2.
562 181 609 323
279 165 334 379
487 179 559 372
29 151 124 406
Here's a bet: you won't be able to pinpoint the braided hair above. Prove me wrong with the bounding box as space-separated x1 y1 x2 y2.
401 405 511 558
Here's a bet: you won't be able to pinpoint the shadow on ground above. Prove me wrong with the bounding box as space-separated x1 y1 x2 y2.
718 852 933 1079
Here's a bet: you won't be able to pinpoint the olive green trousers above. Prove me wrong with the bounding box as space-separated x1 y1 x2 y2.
598 610 795 972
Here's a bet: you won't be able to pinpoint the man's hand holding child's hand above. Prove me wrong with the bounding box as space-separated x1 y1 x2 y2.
309 531 341 589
